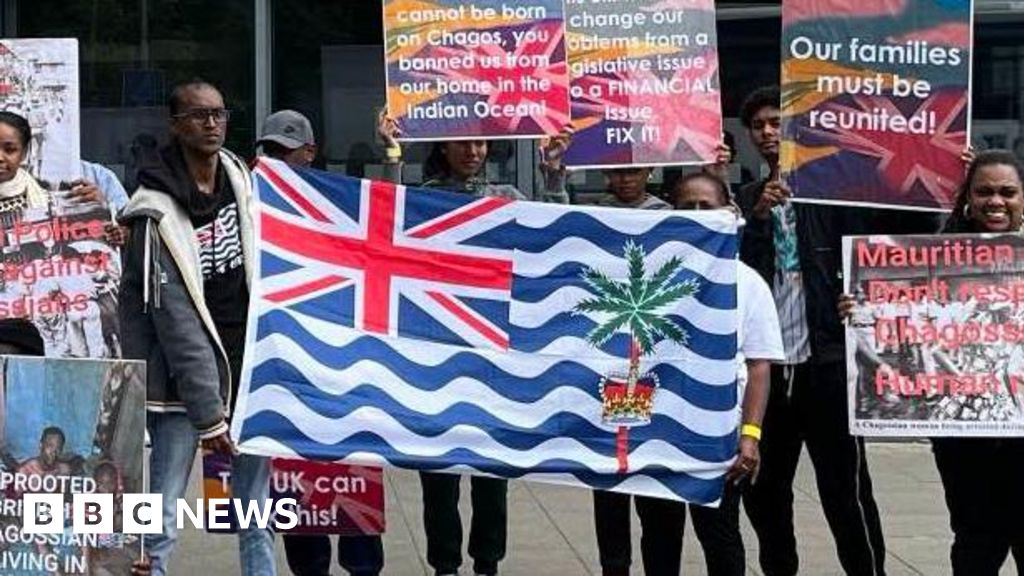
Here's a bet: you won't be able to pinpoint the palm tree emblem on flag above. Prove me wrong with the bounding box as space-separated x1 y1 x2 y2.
574 241 700 473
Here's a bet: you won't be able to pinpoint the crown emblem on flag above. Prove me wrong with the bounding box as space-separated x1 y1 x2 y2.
599 369 660 425
572 240 701 473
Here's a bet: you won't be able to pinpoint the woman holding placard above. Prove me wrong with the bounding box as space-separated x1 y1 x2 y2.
931 150 1024 575
840 149 1024 574
379 110 572 204
0 110 123 358
0 110 115 216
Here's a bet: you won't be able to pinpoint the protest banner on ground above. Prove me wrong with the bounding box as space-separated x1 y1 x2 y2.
781 0 972 211
562 0 722 169
231 159 739 505
383 0 570 140
203 455 385 535
844 234 1024 437
0 357 145 575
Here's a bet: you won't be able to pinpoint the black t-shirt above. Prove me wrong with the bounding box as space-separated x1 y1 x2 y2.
190 166 250 369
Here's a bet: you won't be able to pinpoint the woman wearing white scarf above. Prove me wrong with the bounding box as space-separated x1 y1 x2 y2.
0 166 49 212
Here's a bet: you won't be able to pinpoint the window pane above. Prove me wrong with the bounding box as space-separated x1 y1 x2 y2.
974 8 1024 155
271 0 520 186
14 0 254 185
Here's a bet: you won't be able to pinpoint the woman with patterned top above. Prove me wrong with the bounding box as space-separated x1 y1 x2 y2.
0 111 51 216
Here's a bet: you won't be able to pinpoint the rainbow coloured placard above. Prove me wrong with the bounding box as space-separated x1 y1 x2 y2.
782 0 973 211
563 0 722 169
384 0 569 140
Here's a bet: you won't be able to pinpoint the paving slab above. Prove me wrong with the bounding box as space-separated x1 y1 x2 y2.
165 444 1014 575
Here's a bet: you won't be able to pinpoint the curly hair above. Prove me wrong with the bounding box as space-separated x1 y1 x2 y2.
739 86 780 129
943 149 1024 233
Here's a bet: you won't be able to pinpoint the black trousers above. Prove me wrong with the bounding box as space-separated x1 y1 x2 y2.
283 534 384 576
592 483 745 576
742 362 886 576
420 471 507 575
932 437 1024 575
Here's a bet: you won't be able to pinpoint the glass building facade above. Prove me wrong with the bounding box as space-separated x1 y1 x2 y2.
3 0 1022 196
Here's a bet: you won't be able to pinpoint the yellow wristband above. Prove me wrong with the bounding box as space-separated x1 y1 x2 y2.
385 145 402 160
741 424 762 441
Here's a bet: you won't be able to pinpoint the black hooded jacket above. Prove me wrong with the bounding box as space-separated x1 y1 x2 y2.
119 144 254 439
136 143 223 221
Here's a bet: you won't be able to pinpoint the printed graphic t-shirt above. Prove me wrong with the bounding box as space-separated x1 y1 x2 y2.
191 168 249 369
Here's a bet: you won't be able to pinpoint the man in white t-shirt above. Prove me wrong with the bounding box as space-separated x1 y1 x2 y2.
668 172 785 575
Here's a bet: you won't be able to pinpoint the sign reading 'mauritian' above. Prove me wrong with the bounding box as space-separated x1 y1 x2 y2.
844 233 1024 437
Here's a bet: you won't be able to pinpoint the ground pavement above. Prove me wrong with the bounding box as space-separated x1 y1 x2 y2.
170 443 1014 575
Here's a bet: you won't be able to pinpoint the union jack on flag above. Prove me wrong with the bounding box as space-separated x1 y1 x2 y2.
254 157 514 349
233 158 740 504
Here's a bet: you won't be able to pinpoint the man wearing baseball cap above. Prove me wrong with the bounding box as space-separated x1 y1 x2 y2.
256 110 317 168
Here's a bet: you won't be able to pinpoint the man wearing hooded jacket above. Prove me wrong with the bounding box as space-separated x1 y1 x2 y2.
119 80 275 575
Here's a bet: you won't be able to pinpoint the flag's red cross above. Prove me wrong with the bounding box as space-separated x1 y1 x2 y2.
258 162 513 349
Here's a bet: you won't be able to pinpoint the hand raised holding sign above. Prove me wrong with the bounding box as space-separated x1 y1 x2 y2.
753 174 790 220
539 126 575 171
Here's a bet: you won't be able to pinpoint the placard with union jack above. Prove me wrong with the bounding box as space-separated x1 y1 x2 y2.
232 158 739 504
562 0 723 169
384 0 570 140
781 0 972 211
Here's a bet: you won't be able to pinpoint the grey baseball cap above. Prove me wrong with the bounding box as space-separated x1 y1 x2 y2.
257 110 315 149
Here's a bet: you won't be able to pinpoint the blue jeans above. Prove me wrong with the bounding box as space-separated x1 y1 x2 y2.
146 411 277 576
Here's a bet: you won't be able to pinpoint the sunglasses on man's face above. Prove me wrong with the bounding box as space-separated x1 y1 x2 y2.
173 108 231 124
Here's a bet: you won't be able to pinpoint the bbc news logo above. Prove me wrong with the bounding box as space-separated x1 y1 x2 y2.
21 494 300 534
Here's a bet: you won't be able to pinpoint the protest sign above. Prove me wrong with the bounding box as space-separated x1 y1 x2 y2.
0 39 80 185
562 0 722 169
0 357 145 574
0 38 116 359
203 455 385 535
844 234 1024 437
383 0 570 140
0 203 121 359
781 0 972 211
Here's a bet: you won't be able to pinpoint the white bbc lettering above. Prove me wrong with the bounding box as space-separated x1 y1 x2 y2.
123 494 163 534
21 494 63 534
73 494 113 534
20 494 301 534
176 499 205 530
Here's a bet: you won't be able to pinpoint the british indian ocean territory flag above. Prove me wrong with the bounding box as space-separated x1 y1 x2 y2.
232 158 738 504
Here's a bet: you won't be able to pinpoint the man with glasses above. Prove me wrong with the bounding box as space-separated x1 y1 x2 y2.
119 79 275 575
